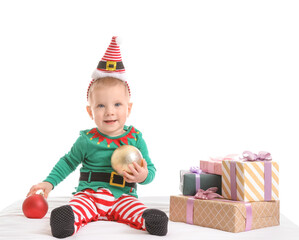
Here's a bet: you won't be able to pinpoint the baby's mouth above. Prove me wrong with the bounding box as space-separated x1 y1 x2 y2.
104 120 117 124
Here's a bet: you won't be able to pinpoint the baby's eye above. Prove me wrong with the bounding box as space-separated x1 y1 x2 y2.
97 104 105 108
115 103 122 107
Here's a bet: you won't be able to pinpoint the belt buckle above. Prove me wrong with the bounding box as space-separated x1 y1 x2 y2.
110 171 125 188
106 61 117 71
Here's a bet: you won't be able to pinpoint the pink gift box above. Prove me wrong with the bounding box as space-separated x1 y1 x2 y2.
200 160 222 175
200 154 239 175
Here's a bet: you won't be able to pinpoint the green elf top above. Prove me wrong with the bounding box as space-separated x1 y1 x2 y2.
44 125 156 199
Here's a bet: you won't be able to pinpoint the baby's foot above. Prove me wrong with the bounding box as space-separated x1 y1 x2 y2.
50 205 75 238
142 209 168 236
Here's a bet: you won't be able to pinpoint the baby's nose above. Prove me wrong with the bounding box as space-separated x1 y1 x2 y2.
105 106 115 115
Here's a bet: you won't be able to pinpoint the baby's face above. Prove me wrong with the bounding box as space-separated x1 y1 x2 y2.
86 83 132 137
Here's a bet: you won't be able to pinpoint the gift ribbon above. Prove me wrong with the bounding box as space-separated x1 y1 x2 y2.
244 202 252 231
186 198 195 224
230 151 272 201
264 161 272 201
230 161 237 201
189 167 202 193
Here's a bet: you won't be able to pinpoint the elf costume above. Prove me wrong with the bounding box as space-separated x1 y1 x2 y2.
44 126 155 199
47 37 168 238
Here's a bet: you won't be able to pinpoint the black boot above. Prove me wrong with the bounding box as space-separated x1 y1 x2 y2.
50 205 75 238
142 209 168 236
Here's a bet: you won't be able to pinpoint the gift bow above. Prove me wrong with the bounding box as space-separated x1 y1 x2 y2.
241 151 272 162
189 166 202 174
194 187 224 200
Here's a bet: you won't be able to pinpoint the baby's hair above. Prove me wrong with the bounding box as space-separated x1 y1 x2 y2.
87 77 130 102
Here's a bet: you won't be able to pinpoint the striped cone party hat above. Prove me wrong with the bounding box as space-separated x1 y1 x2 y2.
91 36 126 81
87 36 130 100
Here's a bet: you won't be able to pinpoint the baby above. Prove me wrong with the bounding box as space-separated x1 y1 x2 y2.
27 37 168 238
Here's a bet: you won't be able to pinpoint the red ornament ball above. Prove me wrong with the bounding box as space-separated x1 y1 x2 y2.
22 194 48 219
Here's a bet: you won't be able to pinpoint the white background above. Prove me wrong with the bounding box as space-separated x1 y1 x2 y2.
0 0 298 227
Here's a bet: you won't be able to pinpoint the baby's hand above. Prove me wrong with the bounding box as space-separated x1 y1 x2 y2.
26 182 53 199
123 159 148 183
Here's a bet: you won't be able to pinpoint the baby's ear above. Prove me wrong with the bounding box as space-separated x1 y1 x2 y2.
86 106 93 120
128 102 133 116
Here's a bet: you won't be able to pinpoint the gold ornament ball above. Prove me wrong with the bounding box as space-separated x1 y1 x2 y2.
111 145 143 176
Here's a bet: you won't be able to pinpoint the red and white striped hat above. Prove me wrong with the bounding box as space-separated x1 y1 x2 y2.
87 36 130 100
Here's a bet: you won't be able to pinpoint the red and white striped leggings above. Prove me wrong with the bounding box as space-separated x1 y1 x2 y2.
69 188 147 234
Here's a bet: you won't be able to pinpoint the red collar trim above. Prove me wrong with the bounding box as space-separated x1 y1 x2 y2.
87 127 138 147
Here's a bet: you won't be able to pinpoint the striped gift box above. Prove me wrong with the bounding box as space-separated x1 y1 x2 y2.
222 160 279 201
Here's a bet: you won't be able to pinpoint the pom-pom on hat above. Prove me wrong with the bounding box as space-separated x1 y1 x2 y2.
87 36 130 100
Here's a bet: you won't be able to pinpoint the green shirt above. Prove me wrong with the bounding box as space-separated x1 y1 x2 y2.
44 126 156 198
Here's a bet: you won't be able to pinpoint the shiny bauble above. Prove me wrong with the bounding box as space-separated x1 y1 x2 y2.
22 194 48 219
111 145 143 176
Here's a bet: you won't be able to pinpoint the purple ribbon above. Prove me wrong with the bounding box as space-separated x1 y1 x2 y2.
245 202 252 231
230 161 237 201
189 167 202 192
264 161 272 201
186 198 195 224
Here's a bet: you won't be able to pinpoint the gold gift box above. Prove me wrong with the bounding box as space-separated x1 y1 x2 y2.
169 195 280 233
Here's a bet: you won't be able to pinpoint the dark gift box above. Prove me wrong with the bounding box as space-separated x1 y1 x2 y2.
180 170 222 196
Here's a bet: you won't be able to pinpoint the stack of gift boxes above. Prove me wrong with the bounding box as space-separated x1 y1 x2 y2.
170 152 280 233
